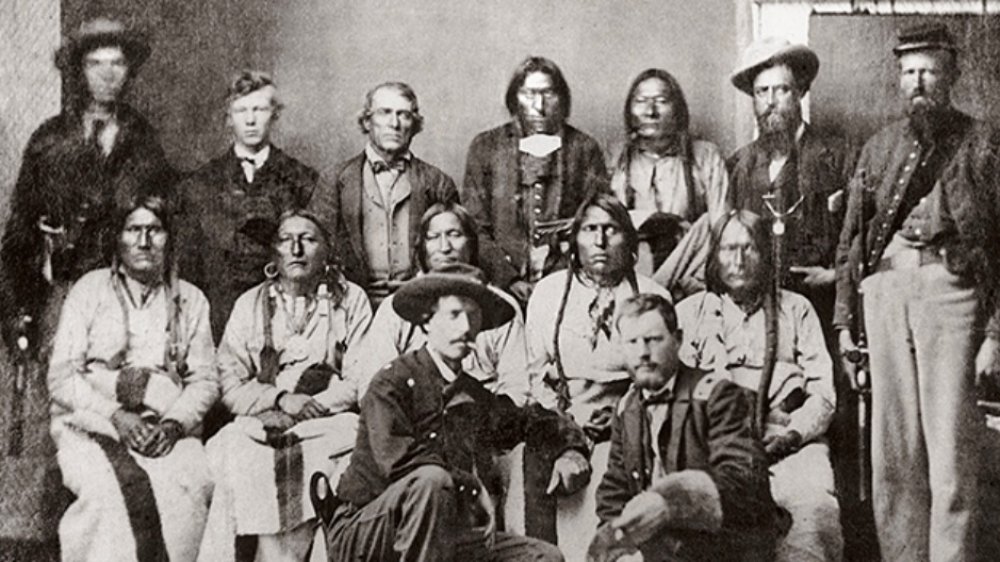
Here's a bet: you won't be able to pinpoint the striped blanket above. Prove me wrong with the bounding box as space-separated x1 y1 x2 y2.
199 413 357 561
53 421 213 562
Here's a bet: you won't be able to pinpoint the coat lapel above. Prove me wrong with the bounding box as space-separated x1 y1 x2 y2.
341 153 367 264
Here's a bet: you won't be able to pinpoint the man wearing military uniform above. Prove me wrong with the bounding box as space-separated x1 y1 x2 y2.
835 24 1000 561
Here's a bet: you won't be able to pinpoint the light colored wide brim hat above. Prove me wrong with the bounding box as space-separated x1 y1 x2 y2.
731 36 819 96
55 17 151 73
393 264 514 331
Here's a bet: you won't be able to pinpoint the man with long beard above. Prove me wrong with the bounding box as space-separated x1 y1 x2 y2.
836 23 1000 561
728 38 856 335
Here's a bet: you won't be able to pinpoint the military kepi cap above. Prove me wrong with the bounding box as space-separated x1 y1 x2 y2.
893 22 958 56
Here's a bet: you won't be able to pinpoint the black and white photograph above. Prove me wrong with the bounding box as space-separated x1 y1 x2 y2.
2 1 1000 560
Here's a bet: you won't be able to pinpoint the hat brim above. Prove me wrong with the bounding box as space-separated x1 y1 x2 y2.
892 42 958 56
393 274 515 331
56 31 151 72
731 45 819 96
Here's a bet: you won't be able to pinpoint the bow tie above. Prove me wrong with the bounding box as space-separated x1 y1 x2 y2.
641 388 674 406
241 157 258 166
371 159 407 174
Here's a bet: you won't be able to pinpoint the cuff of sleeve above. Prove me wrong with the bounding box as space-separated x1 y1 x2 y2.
650 470 723 532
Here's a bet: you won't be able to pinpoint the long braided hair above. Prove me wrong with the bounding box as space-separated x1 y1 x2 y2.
107 190 187 375
550 193 640 410
617 68 704 221
257 208 348 384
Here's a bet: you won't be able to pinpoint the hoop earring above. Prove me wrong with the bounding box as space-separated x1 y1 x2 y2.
263 262 279 279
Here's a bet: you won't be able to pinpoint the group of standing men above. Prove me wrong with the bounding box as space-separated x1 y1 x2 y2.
0 14 998 562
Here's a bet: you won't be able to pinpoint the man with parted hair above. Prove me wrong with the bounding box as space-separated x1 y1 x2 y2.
609 68 731 300
311 81 458 307
177 70 320 343
589 293 776 562
462 56 609 305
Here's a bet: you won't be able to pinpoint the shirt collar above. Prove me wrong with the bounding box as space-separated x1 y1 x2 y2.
365 142 412 167
114 265 163 308
425 344 458 383
234 143 271 167
639 374 677 404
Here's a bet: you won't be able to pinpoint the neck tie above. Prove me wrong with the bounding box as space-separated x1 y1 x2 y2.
371 159 407 174
241 157 257 183
92 119 108 157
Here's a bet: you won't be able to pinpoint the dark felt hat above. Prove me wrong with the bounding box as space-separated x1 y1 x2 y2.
393 264 514 331
56 18 151 73
731 37 819 96
893 22 958 56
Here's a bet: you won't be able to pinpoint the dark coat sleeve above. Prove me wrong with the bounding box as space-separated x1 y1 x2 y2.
0 128 49 347
595 397 634 524
702 381 774 530
461 131 495 238
461 131 520 288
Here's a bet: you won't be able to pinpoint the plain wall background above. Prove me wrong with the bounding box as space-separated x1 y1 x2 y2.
60 0 746 182
811 14 1000 145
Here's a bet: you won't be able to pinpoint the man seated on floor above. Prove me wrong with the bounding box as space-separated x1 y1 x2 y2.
326 267 591 561
589 293 776 562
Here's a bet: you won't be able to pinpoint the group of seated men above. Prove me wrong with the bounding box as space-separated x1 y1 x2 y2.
2 15 1000 562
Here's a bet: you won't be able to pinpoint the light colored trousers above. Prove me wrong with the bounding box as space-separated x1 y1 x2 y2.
862 263 985 561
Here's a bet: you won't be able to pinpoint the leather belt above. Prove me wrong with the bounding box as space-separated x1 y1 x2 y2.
875 246 945 273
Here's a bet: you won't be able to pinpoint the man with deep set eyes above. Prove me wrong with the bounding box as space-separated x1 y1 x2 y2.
462 56 608 305
312 81 458 308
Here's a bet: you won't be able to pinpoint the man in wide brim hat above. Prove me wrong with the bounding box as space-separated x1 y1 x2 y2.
393 263 515 331
330 260 586 561
55 17 151 73
731 36 819 96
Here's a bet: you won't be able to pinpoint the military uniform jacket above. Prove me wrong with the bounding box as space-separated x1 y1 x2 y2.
177 146 319 342
833 112 1000 332
596 368 775 555
336 347 587 508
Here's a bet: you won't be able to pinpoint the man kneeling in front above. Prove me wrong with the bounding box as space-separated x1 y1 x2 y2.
589 294 777 561
328 266 590 561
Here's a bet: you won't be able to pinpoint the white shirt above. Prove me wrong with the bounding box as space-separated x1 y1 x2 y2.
234 144 271 183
